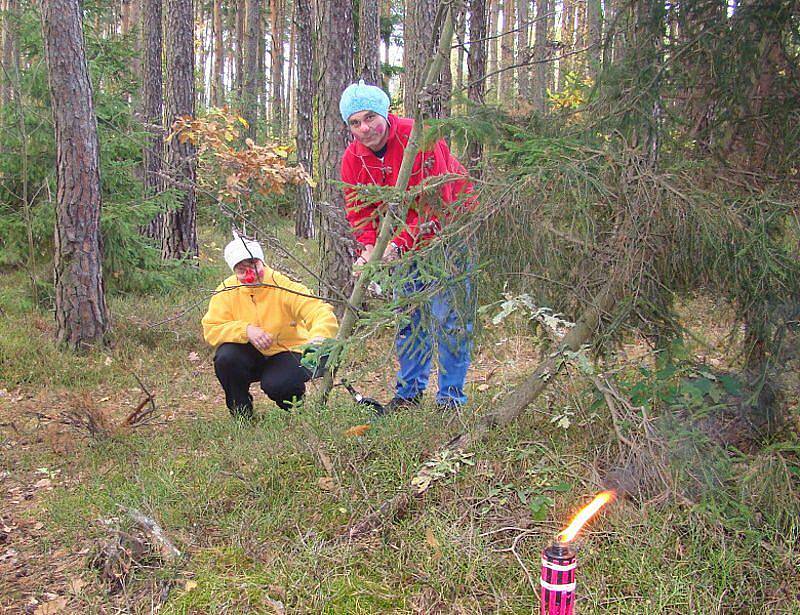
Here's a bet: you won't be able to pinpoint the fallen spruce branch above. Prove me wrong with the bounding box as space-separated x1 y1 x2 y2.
345 281 619 539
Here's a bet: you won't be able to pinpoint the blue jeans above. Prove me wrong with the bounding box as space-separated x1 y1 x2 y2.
394 256 474 405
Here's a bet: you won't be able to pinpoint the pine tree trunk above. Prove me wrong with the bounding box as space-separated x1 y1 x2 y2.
559 0 574 91
1 0 17 107
517 0 530 98
586 0 603 78
242 0 259 139
212 0 224 106
162 0 197 260
294 0 314 238
41 0 109 350
357 0 381 84
532 0 549 112
318 0 356 308
235 0 244 98
455 3 466 98
270 0 284 136
403 0 451 117
286 6 295 133
141 0 164 240
500 0 515 101
488 0 500 101
128 0 141 78
467 0 487 171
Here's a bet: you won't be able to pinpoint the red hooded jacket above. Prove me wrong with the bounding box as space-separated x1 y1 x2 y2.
340 114 475 252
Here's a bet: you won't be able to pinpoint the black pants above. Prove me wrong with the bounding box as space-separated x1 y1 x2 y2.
213 343 312 415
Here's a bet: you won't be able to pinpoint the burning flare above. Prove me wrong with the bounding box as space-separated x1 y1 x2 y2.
556 490 615 543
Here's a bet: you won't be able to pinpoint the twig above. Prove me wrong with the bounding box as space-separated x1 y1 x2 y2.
122 371 157 428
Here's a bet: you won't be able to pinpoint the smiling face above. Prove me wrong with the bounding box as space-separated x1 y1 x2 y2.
347 110 390 151
233 258 265 285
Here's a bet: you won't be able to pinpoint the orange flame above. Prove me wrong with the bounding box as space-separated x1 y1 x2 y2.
556 490 615 543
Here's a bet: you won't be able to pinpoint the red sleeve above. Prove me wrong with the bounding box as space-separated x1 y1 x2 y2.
341 153 378 247
437 139 477 215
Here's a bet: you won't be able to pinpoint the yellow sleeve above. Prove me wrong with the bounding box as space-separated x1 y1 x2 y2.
201 284 250 347
281 277 339 340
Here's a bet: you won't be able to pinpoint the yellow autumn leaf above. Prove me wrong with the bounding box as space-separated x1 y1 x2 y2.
344 424 370 437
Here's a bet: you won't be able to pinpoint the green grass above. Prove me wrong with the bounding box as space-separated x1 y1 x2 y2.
1 222 799 613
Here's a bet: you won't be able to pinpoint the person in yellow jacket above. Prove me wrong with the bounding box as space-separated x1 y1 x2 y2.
202 234 338 417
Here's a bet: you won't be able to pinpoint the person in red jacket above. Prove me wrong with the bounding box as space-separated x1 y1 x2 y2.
339 80 475 412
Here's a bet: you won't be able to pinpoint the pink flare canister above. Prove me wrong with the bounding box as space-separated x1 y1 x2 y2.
540 542 577 615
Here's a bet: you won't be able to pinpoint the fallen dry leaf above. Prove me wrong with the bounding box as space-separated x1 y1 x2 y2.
317 476 337 491
34 597 68 615
477 383 490 392
184 580 198 591
425 527 443 563
188 352 201 363
67 577 86 594
343 424 370 437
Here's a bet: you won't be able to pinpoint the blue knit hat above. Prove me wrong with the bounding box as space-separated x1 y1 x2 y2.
339 79 390 123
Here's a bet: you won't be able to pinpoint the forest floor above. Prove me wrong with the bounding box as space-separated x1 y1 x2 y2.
1 226 799 614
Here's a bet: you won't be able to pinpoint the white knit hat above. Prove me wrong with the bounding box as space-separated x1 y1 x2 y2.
223 232 264 270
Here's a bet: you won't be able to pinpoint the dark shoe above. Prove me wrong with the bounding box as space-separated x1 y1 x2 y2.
436 399 464 413
383 395 422 415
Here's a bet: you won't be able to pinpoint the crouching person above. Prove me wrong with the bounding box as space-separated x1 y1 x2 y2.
202 234 339 418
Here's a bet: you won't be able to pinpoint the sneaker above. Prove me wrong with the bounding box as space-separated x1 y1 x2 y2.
383 395 422 415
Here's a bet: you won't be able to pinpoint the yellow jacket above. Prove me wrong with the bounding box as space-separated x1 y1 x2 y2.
202 267 338 356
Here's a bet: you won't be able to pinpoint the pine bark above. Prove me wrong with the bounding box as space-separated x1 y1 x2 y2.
270 0 285 136
242 0 259 139
559 0 574 91
403 0 451 117
294 0 314 238
532 0 549 112
1 0 17 107
488 0 500 101
162 0 197 260
141 0 164 240
357 0 381 85
586 0 603 78
318 0 356 307
235 0 244 98
212 0 224 106
517 0 530 98
41 0 109 350
500 0 515 101
467 0 487 171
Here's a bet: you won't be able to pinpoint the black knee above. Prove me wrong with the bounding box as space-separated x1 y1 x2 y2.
261 366 308 410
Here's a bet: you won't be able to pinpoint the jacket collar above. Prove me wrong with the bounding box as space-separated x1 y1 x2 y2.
350 114 400 158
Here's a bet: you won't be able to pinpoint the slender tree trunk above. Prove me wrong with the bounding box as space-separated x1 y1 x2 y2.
242 0 259 139
500 0 515 101
235 0 244 99
318 0 356 307
488 0 500 101
574 0 587 76
358 0 381 84
128 0 141 78
1 0 18 107
294 0 314 238
532 0 549 112
142 0 164 239
162 0 197 260
404 0 451 117
270 0 285 136
467 0 487 172
381 0 392 71
455 2 466 98
517 0 530 98
559 0 574 91
212 0 224 106
286 5 296 133
41 0 109 349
